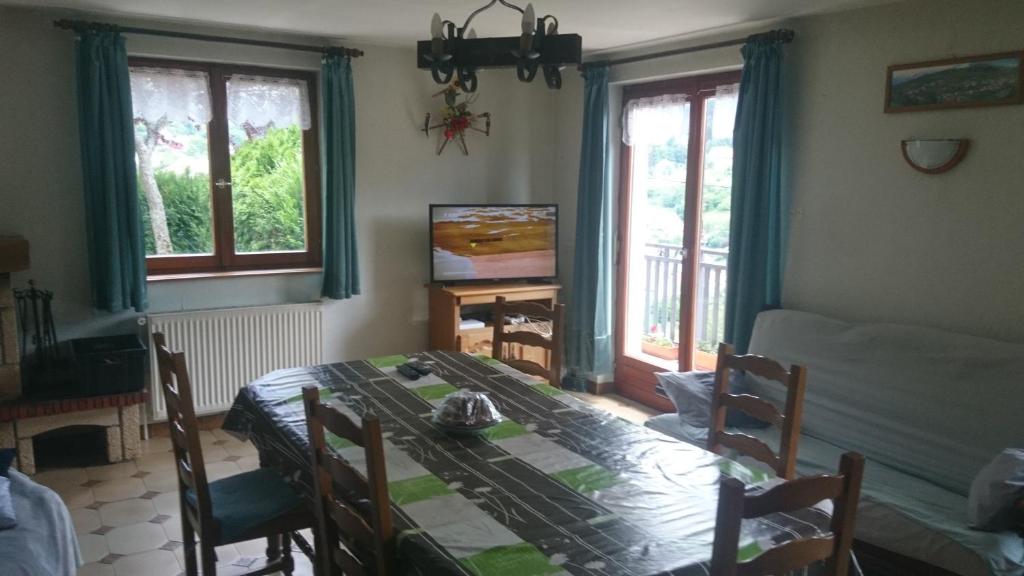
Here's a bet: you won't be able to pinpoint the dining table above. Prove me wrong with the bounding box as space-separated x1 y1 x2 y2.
222 350 835 576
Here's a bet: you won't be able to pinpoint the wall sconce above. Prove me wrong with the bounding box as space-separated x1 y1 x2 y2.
901 139 969 174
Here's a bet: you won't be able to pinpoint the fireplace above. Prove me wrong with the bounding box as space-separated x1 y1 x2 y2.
0 235 148 473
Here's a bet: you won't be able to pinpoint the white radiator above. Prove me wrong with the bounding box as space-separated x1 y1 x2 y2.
147 303 323 421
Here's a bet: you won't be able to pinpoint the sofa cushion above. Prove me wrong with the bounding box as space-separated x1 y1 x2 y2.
655 372 714 427
655 371 771 429
0 477 15 531
970 449 1024 531
746 309 1024 496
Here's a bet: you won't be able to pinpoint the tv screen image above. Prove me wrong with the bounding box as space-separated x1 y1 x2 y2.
431 204 557 282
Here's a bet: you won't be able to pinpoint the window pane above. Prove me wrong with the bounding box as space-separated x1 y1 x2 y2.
623 100 690 368
130 67 214 257
693 93 737 369
227 76 309 254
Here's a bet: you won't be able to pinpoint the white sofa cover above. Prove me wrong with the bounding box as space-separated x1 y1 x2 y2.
648 309 1024 575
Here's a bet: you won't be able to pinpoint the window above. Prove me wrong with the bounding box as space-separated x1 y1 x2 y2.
614 70 740 408
128 59 321 276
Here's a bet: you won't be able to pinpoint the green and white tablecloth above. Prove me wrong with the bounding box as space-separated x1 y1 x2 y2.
223 351 832 576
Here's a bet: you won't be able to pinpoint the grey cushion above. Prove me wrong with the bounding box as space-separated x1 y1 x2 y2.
655 371 714 427
655 370 769 429
969 449 1024 531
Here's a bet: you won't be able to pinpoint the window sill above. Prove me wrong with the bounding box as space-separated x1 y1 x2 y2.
147 267 322 283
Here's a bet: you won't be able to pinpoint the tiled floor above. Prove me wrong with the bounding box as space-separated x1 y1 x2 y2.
34 393 658 576
35 429 310 576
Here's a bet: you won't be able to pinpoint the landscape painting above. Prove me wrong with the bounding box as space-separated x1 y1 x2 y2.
885 51 1023 113
431 205 557 282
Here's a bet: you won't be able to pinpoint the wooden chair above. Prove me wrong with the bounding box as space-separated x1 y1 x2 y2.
302 385 395 576
708 342 807 479
491 296 565 387
153 332 313 576
711 452 865 576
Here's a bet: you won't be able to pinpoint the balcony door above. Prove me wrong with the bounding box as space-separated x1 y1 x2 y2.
615 71 740 410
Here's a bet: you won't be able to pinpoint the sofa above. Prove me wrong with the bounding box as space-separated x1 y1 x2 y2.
645 309 1023 576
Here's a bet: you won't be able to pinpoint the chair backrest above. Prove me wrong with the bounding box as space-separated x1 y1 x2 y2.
491 296 565 387
152 332 213 537
708 342 807 479
302 386 394 576
711 451 865 576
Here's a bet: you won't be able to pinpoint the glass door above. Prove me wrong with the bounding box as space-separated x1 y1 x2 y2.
615 71 740 409
692 90 738 370
621 97 691 372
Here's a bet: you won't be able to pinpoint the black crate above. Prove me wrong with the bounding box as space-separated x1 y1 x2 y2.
70 335 147 396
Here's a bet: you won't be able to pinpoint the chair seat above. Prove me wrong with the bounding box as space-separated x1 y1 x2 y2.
187 467 304 544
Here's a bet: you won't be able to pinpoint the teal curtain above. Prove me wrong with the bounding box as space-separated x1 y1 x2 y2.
75 29 147 312
320 54 360 299
723 31 790 353
563 66 614 391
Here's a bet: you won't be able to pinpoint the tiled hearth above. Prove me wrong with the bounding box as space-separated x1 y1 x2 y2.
35 429 314 576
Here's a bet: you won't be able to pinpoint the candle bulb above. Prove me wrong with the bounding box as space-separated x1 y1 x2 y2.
522 3 535 34
431 13 443 39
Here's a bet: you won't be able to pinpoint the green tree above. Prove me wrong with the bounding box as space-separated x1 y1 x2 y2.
139 169 213 255
230 126 306 253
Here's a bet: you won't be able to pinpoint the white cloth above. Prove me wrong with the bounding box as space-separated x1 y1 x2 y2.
622 93 688 146
747 309 1024 497
129 66 212 124
226 74 311 130
710 84 739 142
0 470 80 575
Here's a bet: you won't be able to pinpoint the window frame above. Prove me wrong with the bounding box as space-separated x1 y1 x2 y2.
129 57 323 277
613 69 742 410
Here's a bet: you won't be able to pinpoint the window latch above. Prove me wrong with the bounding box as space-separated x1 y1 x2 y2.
214 179 232 189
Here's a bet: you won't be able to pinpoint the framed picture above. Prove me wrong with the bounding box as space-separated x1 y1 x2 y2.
885 51 1023 113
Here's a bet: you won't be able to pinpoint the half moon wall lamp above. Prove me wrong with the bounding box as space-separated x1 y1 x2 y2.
901 139 969 174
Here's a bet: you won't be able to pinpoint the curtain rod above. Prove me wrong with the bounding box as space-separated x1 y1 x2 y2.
582 28 794 69
53 18 364 58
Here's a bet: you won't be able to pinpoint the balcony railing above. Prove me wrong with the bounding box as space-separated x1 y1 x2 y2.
642 243 728 349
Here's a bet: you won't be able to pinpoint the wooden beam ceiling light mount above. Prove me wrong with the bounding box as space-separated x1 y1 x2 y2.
416 1 582 91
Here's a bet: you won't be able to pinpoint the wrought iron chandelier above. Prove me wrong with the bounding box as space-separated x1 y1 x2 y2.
417 1 582 91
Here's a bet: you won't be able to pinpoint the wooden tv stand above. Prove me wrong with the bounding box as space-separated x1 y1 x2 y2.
428 283 561 363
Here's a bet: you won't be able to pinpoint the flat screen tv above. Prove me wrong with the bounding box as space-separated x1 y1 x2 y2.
430 204 558 283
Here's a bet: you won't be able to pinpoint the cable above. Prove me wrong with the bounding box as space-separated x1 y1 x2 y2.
517 315 552 338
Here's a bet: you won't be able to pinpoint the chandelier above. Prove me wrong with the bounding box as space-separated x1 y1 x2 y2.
417 1 582 91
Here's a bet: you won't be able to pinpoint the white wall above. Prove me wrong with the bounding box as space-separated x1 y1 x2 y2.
553 0 1024 344
5 0 1021 368
782 0 1024 342
0 6 560 361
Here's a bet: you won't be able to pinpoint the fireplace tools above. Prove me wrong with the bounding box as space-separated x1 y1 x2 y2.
14 280 61 369
13 280 78 397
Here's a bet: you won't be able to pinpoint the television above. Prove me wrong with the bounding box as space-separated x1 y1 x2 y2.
430 204 558 283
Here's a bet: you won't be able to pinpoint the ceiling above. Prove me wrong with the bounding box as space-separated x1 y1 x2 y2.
4 0 896 52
